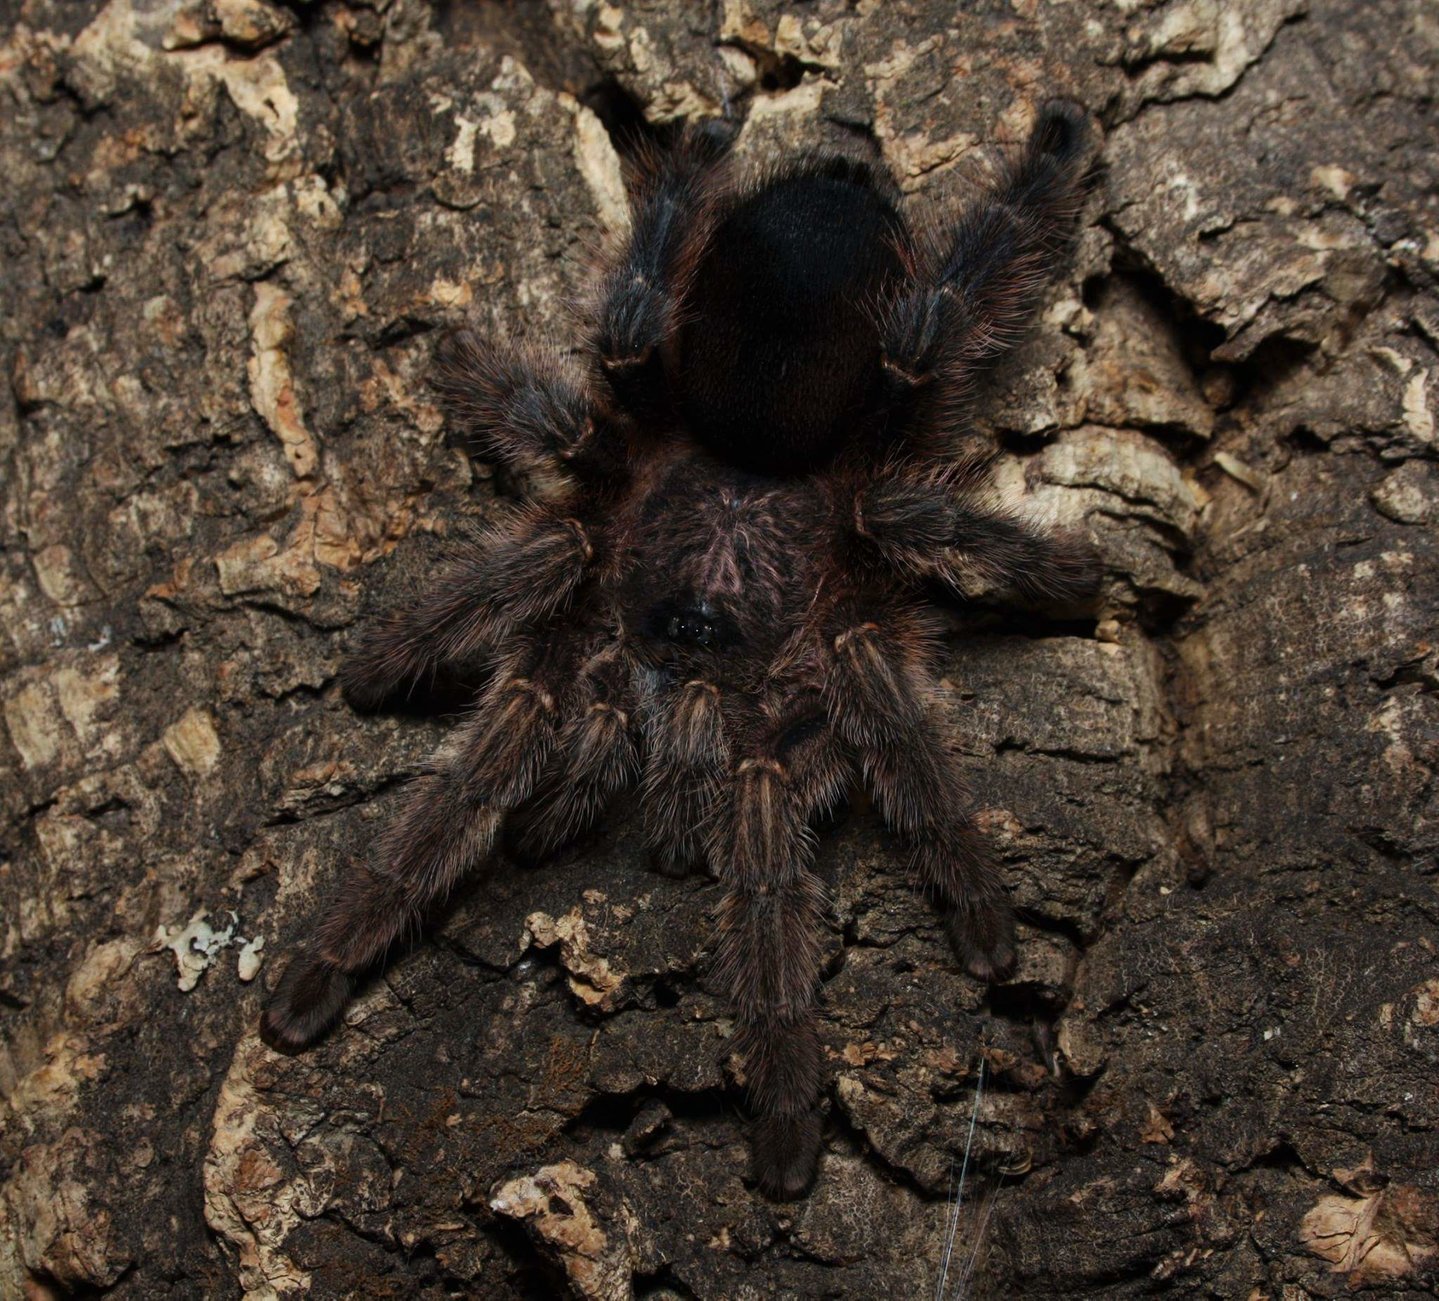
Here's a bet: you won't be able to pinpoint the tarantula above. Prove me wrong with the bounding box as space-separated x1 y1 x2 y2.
261 101 1099 1199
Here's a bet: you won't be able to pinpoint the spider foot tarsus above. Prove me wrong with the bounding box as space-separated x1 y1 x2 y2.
650 844 707 878
947 898 1018 983
259 953 355 1054
1030 97 1090 165
751 1110 823 1201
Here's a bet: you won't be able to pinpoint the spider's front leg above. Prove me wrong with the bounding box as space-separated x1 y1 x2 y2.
260 649 565 1053
340 509 593 711
509 647 640 860
827 616 1016 979
641 677 728 877
713 713 849 1199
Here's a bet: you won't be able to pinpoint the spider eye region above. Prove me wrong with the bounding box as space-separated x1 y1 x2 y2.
647 598 734 650
667 611 715 646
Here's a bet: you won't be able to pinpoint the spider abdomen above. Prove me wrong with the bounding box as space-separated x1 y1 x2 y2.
675 161 906 476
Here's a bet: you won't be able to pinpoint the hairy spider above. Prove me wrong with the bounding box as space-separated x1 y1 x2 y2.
261 101 1099 1199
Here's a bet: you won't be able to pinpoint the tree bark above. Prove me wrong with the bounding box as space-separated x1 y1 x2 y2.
2 1 1436 1296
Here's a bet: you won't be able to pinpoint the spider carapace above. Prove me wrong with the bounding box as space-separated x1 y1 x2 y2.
262 102 1100 1199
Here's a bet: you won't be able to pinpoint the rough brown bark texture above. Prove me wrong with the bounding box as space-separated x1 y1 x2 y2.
2 0 1437 1296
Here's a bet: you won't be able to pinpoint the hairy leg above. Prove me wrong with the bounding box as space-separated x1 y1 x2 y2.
880 100 1091 431
260 659 561 1053
826 616 1016 979
641 677 728 877
510 648 639 860
431 331 625 485
340 510 593 710
712 709 849 1199
595 124 731 416
855 473 1099 605
642 679 842 1194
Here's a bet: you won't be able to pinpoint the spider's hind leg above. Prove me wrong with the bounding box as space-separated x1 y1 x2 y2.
881 100 1093 429
595 123 732 418
432 332 625 486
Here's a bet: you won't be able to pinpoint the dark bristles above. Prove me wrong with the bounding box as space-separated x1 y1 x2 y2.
262 100 1100 1200
1031 98 1091 164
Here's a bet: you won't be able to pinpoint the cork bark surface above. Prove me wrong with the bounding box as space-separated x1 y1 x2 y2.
2 1 1437 1297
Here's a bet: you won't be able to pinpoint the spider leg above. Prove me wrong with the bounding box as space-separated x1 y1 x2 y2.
510 649 640 860
431 331 625 486
856 475 1099 605
826 616 1017 980
713 714 849 1199
260 659 560 1053
340 510 593 710
881 100 1091 415
641 677 728 877
595 124 731 417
